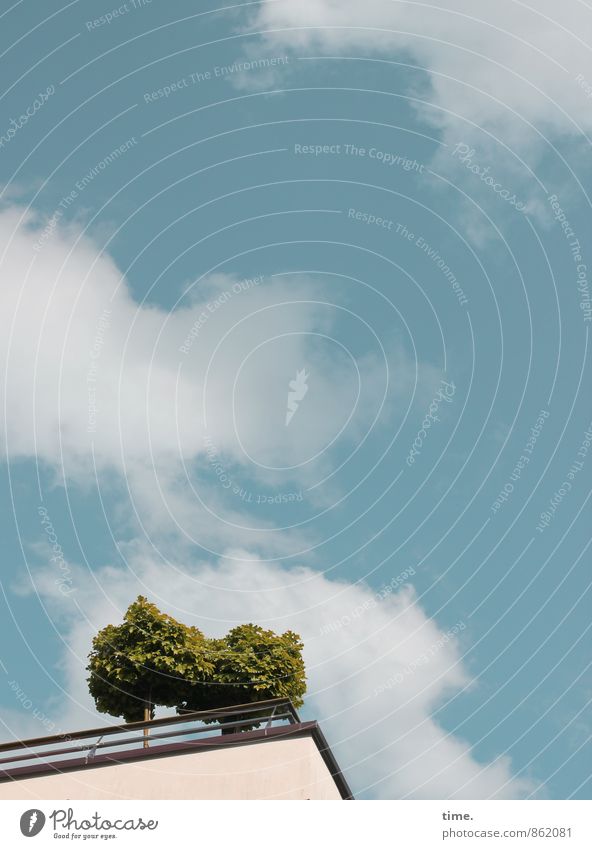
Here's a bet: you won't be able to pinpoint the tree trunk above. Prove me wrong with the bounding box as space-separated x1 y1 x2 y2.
143 691 152 749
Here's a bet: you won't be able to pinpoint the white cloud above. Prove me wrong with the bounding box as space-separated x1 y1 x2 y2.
246 0 592 144
0 205 439 552
7 550 536 799
0 206 407 478
240 0 592 241
0 208 328 470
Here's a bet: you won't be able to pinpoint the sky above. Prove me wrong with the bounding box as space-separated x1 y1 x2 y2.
0 0 591 800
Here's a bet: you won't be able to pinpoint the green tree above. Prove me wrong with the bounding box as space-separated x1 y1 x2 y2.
179 624 306 730
87 600 307 738
87 596 213 729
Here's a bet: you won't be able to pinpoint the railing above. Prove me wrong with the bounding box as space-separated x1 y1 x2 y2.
0 698 300 778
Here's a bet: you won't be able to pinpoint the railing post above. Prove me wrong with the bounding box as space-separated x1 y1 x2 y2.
143 707 150 749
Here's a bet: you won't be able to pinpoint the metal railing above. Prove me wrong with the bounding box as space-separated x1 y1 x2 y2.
0 698 300 778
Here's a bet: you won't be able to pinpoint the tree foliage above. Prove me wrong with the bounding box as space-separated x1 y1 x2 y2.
87 596 212 722
87 599 307 728
179 624 306 725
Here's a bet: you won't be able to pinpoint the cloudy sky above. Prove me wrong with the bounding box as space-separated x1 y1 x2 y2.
0 0 591 799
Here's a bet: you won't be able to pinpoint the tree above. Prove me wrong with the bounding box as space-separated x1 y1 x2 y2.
87 596 213 734
87 600 307 739
179 624 306 731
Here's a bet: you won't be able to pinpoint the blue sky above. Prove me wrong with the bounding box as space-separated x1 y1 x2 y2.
0 0 590 799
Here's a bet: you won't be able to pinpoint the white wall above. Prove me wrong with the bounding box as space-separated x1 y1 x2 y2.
0 735 343 800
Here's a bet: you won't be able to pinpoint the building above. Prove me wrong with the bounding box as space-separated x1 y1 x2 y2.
0 698 352 800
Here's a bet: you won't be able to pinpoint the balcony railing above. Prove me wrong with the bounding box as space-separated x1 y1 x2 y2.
0 697 300 777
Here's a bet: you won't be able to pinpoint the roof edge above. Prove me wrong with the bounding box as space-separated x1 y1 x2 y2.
0 721 354 800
